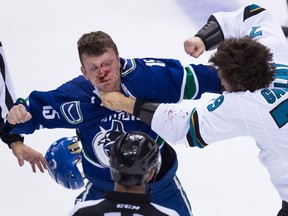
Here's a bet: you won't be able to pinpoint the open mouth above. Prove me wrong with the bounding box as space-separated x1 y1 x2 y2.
98 76 111 84
97 70 112 83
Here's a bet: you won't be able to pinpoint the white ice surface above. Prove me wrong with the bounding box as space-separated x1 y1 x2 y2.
0 0 287 215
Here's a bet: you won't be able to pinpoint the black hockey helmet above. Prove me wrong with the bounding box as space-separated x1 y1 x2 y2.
109 131 161 187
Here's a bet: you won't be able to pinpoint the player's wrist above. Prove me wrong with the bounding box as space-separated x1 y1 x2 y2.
196 15 224 51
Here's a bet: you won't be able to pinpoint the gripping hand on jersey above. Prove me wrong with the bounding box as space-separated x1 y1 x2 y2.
184 36 206 58
100 91 135 114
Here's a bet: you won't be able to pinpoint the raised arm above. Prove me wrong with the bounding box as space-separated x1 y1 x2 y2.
185 4 288 65
184 15 224 57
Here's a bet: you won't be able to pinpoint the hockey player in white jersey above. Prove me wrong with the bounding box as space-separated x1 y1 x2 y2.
99 5 288 216
100 36 288 216
182 5 288 215
184 4 288 89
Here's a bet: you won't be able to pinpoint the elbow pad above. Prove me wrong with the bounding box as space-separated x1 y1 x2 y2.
133 100 160 126
195 15 224 51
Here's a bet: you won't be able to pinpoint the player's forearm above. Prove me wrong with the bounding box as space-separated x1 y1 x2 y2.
133 100 160 126
150 103 192 144
132 100 192 144
195 15 224 51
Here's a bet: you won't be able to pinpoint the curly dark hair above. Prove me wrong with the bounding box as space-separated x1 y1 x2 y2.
77 31 119 65
209 37 275 92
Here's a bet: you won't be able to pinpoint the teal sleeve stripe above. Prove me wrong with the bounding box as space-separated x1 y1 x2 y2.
275 63 288 68
188 109 207 148
274 64 288 88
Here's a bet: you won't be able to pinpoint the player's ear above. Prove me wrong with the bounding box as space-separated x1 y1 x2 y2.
147 168 156 182
116 55 121 69
81 66 88 79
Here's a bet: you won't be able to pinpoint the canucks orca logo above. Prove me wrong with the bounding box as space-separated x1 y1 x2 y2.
93 120 125 168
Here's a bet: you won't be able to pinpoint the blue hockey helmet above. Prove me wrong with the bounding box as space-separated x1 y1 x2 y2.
109 131 162 187
45 136 84 190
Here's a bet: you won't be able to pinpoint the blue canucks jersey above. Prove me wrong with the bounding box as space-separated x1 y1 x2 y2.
11 57 219 184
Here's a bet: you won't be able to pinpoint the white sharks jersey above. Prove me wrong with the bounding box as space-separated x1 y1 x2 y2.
213 4 288 89
151 4 288 202
152 88 288 202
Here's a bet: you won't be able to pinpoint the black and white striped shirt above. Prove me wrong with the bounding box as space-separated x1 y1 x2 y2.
0 41 23 147
69 191 179 216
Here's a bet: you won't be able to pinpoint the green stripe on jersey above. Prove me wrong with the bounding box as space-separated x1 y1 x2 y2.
183 66 197 99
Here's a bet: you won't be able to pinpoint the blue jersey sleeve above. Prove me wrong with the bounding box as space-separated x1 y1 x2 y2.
121 58 185 103
185 64 221 99
121 58 221 102
11 76 114 134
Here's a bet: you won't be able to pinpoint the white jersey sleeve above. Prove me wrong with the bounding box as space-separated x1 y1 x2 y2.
151 102 193 145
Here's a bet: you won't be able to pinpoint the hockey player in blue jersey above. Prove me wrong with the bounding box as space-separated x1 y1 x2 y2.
6 31 222 216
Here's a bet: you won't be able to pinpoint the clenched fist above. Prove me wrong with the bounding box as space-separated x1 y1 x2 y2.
100 91 135 114
184 36 206 58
